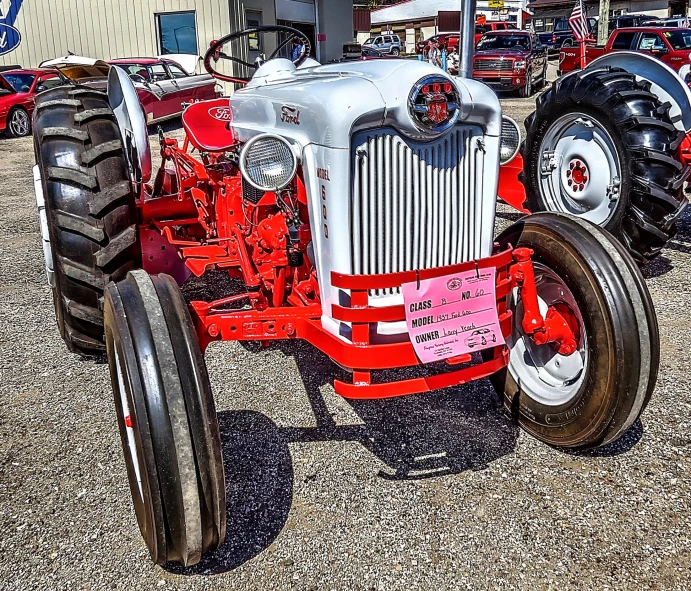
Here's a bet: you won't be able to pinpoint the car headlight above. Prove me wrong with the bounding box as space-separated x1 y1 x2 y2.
514 60 527 72
239 134 298 191
500 116 521 164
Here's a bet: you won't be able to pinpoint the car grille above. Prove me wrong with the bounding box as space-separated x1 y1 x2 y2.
474 59 513 72
351 127 486 295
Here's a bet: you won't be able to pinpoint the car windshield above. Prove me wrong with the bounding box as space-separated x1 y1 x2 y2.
2 73 35 92
476 34 529 51
664 29 691 49
364 37 375 44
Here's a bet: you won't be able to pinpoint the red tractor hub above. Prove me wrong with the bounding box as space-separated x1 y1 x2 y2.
565 159 589 193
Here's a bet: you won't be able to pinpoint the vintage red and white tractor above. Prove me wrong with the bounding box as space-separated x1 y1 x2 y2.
33 24 664 566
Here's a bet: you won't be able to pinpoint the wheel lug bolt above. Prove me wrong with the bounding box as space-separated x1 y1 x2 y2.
576 160 581 167
570 162 575 169
568 179 572 186
579 184 585 191
566 170 571 177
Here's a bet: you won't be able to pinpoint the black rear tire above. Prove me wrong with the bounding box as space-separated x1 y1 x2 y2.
523 66 690 264
486 213 658 449
33 86 141 355
104 270 226 566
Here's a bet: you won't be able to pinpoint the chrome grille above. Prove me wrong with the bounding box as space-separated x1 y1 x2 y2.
474 59 513 72
351 127 486 294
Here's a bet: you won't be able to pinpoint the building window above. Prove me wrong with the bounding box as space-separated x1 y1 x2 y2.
246 10 263 52
156 11 198 55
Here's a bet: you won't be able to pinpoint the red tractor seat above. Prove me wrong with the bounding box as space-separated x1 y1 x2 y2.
182 98 236 153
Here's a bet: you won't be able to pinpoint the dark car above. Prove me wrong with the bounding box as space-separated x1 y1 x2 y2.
473 30 548 97
536 16 598 50
609 13 659 33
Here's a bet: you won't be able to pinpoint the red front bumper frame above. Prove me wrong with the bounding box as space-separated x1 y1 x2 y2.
190 248 515 400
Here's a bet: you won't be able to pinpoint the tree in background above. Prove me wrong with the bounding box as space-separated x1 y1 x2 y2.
366 0 399 7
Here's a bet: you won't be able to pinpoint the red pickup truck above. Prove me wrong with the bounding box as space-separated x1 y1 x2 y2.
559 27 691 76
473 30 548 97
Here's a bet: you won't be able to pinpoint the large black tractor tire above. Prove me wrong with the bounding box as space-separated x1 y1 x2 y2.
487 213 659 449
104 270 226 566
33 86 141 355
523 66 690 265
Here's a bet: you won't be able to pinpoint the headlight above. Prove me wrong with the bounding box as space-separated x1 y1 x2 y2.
514 60 527 72
239 134 298 191
500 116 521 164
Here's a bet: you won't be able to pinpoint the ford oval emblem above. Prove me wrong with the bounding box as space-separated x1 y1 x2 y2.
0 24 21 56
408 75 461 135
208 106 232 121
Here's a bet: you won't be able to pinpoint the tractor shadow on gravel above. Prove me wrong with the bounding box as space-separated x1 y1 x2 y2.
173 268 649 575
167 334 647 576
170 341 520 575
646 205 691 278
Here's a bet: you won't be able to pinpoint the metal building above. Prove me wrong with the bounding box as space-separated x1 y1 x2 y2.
0 0 354 69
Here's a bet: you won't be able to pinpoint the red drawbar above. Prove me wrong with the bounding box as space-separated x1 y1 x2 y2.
191 248 515 399
181 98 236 153
498 153 529 214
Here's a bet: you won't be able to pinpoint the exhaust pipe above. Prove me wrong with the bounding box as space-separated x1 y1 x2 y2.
459 0 476 78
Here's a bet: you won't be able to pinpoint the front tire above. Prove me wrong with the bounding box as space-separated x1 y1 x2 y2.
524 66 690 264
488 213 659 449
104 271 226 566
33 86 141 355
7 106 31 137
391 47 400 56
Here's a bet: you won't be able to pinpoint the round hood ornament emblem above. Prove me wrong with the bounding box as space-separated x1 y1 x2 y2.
408 75 461 135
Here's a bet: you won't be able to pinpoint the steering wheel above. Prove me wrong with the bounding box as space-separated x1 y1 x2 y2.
204 25 312 84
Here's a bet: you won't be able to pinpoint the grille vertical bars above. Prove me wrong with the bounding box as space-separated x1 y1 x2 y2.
351 127 486 295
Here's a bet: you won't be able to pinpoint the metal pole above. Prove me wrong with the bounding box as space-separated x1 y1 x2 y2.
597 0 610 46
459 0 477 78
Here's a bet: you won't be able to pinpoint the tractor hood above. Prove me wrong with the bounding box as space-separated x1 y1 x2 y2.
229 58 502 149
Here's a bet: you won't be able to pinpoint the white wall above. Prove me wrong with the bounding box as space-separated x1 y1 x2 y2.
0 0 351 69
317 0 353 63
0 0 239 68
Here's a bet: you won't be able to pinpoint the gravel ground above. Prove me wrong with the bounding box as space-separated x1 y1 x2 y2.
1 64 691 590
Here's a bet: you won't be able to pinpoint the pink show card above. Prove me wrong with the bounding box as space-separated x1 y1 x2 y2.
402 267 505 364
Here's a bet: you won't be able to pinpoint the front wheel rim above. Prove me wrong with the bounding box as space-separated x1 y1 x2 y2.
10 110 29 136
114 344 145 504
538 112 621 225
507 263 588 407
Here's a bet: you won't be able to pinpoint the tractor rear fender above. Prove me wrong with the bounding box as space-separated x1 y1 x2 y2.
587 51 691 132
107 66 153 185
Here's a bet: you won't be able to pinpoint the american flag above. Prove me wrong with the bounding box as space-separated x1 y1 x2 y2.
568 0 589 42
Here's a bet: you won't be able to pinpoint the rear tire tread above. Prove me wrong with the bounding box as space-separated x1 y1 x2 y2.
34 86 140 355
523 66 689 264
